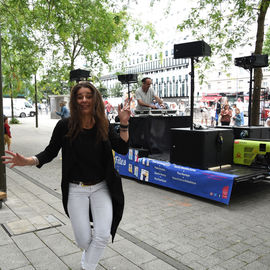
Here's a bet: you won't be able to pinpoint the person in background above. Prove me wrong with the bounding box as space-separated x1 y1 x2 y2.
4 116 11 151
265 111 270 127
56 101 70 119
178 100 186 116
215 99 221 126
135 77 164 110
2 82 131 270
200 101 208 126
233 108 242 126
220 104 232 126
231 104 237 125
236 97 245 125
210 104 216 127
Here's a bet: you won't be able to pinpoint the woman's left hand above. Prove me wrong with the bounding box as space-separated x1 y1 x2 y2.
118 98 131 124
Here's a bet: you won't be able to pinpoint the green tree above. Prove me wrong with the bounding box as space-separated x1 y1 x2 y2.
263 26 270 55
99 87 109 99
33 0 130 84
0 0 45 116
178 0 269 125
110 82 124 97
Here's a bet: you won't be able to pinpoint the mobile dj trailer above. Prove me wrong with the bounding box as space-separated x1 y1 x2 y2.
114 116 270 205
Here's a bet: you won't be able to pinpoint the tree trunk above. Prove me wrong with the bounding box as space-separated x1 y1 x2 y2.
9 82 14 119
251 0 269 125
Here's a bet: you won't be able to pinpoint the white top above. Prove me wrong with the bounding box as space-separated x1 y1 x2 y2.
135 87 155 110
236 101 244 112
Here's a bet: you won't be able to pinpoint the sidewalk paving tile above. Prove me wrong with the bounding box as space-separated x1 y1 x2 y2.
14 266 35 270
141 258 178 270
100 254 141 270
3 214 62 236
4 219 36 235
29 215 55 230
110 239 155 265
0 243 30 269
60 251 82 270
25 247 69 269
38 232 80 257
0 226 13 246
12 232 45 252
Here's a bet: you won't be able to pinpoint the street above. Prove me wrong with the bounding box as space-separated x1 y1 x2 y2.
1 114 270 270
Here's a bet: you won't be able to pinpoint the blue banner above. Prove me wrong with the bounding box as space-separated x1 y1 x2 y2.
114 149 236 205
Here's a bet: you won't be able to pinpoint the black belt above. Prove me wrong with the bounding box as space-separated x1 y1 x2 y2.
70 180 102 186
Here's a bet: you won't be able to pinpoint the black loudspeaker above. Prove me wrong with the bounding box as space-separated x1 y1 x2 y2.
174 40 211 59
234 54 268 69
70 69 90 82
233 126 270 139
117 74 138 84
216 126 270 139
170 128 234 170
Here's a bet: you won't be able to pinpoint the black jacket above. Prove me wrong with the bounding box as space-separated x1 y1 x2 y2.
35 118 129 241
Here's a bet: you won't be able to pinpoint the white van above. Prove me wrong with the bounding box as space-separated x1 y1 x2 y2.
3 98 35 118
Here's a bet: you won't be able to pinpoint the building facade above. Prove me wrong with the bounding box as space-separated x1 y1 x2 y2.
101 47 191 103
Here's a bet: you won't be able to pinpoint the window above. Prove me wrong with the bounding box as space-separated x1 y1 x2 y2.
176 81 179 97
182 82 185 96
164 83 167 97
159 83 162 97
165 50 168 56
169 82 172 96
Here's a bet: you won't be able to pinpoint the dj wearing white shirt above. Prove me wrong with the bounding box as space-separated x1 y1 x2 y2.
135 77 164 110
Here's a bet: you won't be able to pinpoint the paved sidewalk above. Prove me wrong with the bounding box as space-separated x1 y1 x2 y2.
1 115 270 269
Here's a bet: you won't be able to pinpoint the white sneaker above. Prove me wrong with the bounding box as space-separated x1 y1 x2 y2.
81 250 86 270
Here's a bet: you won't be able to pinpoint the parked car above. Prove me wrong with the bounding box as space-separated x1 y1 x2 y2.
3 98 35 118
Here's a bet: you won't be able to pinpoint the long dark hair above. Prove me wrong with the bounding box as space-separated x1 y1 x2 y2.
66 82 109 141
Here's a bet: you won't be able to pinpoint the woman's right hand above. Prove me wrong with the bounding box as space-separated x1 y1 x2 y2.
1 150 32 168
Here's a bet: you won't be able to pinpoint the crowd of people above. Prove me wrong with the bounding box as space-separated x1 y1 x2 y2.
199 97 245 127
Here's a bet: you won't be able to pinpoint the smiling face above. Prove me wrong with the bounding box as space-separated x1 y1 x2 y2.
76 87 93 115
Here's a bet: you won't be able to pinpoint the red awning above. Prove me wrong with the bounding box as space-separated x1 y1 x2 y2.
200 96 222 102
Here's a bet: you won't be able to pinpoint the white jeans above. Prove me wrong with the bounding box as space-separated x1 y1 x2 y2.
67 181 113 270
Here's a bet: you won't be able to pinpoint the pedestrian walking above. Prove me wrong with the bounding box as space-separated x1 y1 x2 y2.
3 116 11 151
56 101 70 119
1 81 131 270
